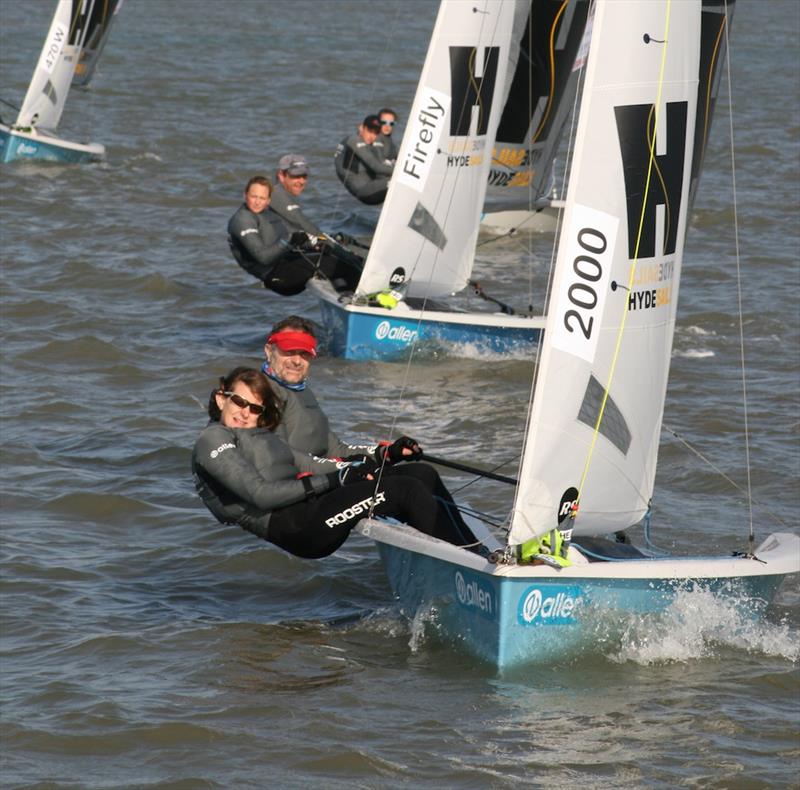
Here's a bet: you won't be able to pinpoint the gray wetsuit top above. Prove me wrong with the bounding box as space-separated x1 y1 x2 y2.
191 422 339 531
270 378 378 459
227 203 290 281
334 134 394 201
374 133 398 163
269 182 323 236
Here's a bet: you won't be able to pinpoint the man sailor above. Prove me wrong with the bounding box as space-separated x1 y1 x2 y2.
270 154 364 279
334 114 394 205
261 315 483 550
269 154 324 236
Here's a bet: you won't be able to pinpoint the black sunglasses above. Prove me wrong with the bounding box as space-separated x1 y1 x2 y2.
222 391 266 416
380 119 396 126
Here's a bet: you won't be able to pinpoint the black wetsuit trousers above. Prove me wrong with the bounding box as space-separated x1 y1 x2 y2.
265 247 363 296
266 463 477 559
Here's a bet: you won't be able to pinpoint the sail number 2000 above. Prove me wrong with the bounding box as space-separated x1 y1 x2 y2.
562 227 606 341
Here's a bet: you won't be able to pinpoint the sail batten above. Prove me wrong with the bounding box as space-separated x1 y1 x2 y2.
509 0 702 544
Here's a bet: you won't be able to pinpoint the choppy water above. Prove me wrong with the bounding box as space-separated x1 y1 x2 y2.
1 1 798 788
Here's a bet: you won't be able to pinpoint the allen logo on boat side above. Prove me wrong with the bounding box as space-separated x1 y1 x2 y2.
374 321 418 344
517 585 583 626
449 46 500 136
614 101 688 259
454 571 496 620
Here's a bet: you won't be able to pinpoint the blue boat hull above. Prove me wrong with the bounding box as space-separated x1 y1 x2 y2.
0 127 104 164
361 523 798 670
314 284 544 361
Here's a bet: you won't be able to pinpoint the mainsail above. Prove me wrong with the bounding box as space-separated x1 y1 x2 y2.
356 0 517 299
15 0 97 131
486 0 591 213
509 0 701 542
72 0 123 88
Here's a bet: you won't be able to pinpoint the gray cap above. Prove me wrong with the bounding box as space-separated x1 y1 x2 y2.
278 154 309 176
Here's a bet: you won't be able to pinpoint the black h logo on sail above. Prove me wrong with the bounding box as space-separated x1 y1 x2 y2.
614 101 688 259
449 46 500 136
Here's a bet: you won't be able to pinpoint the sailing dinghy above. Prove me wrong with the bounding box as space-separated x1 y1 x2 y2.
0 0 117 164
311 0 551 360
354 0 799 669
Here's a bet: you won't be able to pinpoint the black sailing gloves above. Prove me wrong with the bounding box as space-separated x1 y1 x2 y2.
376 436 423 465
341 437 423 470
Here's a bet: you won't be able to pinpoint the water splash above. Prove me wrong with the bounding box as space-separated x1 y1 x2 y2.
608 588 799 665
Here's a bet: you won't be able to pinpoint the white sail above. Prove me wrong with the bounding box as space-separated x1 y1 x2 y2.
72 0 123 88
486 0 591 213
15 0 95 131
357 0 517 299
509 0 701 543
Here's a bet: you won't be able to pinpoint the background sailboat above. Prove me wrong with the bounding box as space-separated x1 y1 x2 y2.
0 0 117 164
311 0 549 360
353 0 798 669
481 0 590 235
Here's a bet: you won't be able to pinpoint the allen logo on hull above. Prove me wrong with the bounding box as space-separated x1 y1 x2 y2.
517 585 583 626
455 571 496 621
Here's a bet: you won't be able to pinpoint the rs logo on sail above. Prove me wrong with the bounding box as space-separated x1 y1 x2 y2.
517 585 583 626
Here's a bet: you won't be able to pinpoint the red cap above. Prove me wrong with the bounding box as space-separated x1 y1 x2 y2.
267 330 317 357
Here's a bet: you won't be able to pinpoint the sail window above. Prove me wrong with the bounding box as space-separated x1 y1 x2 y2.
408 203 448 250
43 80 58 106
577 375 631 455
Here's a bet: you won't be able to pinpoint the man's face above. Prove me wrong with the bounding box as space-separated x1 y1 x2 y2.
278 170 308 198
359 125 379 144
245 183 270 213
265 342 312 385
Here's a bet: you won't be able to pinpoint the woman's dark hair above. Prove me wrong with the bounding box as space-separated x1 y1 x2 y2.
207 366 281 429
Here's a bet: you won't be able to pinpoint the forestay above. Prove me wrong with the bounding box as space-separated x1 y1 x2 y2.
486 0 591 213
15 0 95 131
356 0 516 299
509 0 701 543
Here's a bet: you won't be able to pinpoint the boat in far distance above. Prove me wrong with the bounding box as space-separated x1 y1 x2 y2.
0 0 121 164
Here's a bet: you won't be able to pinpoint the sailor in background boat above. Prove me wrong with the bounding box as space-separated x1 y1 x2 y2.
261 316 483 550
334 114 394 205
270 154 366 279
192 367 479 558
269 154 324 236
227 175 360 296
374 108 399 164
